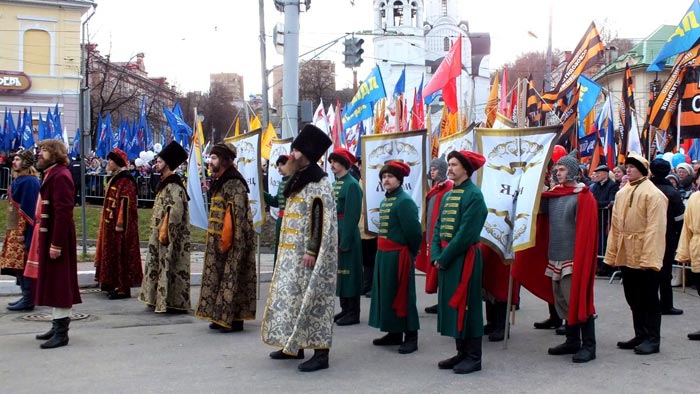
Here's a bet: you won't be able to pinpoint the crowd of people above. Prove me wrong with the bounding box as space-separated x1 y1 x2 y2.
2 128 700 375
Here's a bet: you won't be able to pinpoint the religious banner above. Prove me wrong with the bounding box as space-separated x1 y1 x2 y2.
438 128 475 159
475 125 561 261
224 129 264 228
361 129 427 235
267 138 292 220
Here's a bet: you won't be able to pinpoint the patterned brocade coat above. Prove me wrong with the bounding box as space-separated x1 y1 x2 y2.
261 176 338 355
195 173 257 327
139 176 191 312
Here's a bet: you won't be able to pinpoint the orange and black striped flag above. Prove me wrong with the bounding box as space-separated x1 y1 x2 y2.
542 22 605 105
620 63 635 156
526 74 541 127
679 65 700 139
649 43 700 131
557 85 580 151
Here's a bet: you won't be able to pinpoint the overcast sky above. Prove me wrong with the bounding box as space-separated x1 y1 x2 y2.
90 0 692 96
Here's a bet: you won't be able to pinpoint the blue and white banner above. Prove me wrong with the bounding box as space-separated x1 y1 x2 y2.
579 132 597 157
342 65 386 130
648 0 700 71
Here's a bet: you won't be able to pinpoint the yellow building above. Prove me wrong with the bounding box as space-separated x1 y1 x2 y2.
0 0 94 142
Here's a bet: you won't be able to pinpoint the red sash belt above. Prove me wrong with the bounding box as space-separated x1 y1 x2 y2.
442 240 476 332
337 213 345 219
278 210 284 218
377 237 411 318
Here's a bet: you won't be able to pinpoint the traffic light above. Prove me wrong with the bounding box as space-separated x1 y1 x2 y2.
343 37 364 69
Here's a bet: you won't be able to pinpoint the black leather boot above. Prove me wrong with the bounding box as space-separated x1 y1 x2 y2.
617 309 646 349
488 302 507 342
372 332 403 346
334 297 348 322
573 317 596 363
688 330 700 340
298 349 329 372
453 337 482 374
635 311 660 355
7 275 34 312
40 317 70 349
219 320 244 333
336 297 360 326
36 320 58 340
269 349 304 359
438 339 466 369
534 303 562 329
7 275 24 306
398 331 418 354
548 324 581 355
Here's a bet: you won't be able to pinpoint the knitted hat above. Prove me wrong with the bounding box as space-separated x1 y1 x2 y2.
676 162 695 177
666 173 681 187
290 124 332 163
14 149 35 169
555 149 579 181
328 148 357 169
650 158 671 178
379 160 410 183
157 141 188 171
210 143 237 161
429 157 448 182
625 152 649 177
447 150 486 176
107 148 128 168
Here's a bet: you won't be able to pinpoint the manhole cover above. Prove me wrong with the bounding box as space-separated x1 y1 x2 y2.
21 312 90 321
80 288 102 294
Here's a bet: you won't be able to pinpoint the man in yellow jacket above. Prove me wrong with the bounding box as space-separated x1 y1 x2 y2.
604 152 668 355
675 191 700 341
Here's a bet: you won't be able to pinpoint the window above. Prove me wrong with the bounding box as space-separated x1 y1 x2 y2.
23 29 51 75
441 0 448 16
444 37 451 51
393 1 403 26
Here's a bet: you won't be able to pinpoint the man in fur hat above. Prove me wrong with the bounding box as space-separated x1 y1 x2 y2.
95 148 142 300
139 141 191 313
369 160 423 355
431 150 487 374
540 150 598 363
328 147 364 326
2 149 41 312
416 156 452 314
261 124 338 372
606 152 667 355
195 143 256 332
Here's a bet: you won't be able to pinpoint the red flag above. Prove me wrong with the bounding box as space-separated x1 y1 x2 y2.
411 86 425 130
423 35 462 113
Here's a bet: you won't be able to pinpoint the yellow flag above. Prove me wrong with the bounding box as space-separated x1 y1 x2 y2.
485 74 499 127
194 120 205 165
234 117 240 137
250 115 262 131
261 122 277 160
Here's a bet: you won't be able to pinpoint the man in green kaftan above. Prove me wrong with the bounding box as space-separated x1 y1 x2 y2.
263 154 290 265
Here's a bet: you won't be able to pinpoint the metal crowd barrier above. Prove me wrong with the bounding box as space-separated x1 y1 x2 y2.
0 167 10 199
83 174 160 208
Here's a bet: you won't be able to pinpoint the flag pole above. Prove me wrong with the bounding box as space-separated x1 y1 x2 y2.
677 96 682 153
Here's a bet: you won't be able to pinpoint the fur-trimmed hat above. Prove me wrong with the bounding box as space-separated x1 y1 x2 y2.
210 143 237 161
290 124 332 163
447 150 486 176
107 148 128 168
157 141 188 171
625 152 649 177
14 149 35 169
328 148 357 169
379 160 410 183
556 149 579 181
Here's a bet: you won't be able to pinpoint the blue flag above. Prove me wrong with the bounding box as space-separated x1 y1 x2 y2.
393 67 406 97
53 104 62 134
21 109 34 149
577 75 602 137
579 132 597 157
343 65 387 130
72 128 81 156
648 0 700 71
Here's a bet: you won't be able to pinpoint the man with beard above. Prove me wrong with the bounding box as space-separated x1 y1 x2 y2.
2 149 40 312
139 141 191 313
94 148 142 300
432 151 487 374
263 154 291 265
261 125 337 372
328 147 363 326
29 140 81 349
195 143 257 332
415 157 452 315
369 161 423 355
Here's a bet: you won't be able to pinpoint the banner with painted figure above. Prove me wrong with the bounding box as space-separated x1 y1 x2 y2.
475 125 561 261
267 138 293 220
224 129 265 229
361 129 427 235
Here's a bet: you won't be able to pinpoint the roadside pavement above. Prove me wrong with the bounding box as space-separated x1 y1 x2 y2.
1 274 699 393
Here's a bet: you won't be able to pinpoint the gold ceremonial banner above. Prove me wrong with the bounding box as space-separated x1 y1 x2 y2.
475 125 561 262
437 124 476 159
267 138 293 220
224 129 265 228
361 129 428 236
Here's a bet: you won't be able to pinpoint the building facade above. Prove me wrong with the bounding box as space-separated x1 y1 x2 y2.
0 0 93 142
271 60 336 112
210 72 245 101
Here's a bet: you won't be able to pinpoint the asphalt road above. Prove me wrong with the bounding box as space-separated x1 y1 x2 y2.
1 276 698 393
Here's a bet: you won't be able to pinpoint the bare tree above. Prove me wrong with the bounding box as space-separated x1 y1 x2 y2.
298 60 337 110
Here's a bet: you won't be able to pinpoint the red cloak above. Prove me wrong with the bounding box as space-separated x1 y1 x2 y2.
511 185 598 325
481 244 520 304
415 180 452 293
